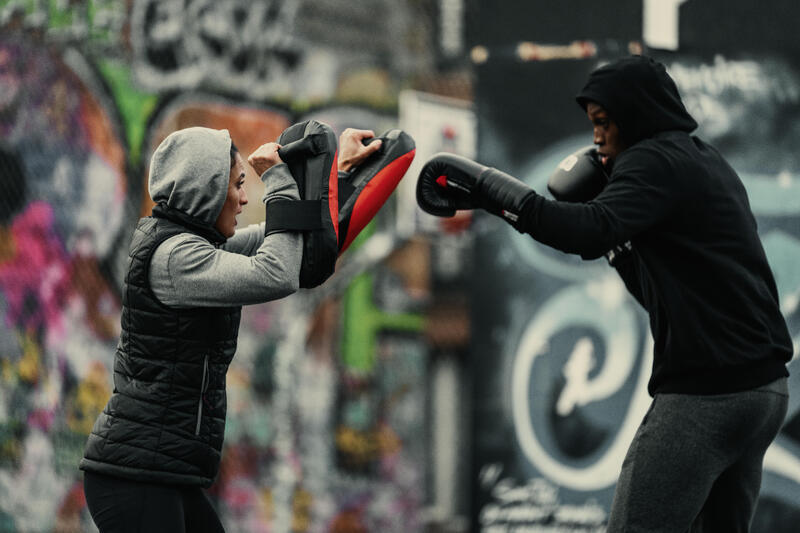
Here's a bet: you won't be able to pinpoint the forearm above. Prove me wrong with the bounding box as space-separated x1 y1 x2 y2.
515 194 621 259
224 232 302 305
151 232 301 308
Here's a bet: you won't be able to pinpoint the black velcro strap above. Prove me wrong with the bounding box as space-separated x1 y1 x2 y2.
337 178 356 211
264 199 323 234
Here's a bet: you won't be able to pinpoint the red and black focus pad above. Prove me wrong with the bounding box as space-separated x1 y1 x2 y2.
265 120 338 288
337 129 416 253
547 146 609 203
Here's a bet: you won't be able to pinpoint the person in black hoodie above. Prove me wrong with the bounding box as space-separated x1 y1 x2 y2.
416 55 792 531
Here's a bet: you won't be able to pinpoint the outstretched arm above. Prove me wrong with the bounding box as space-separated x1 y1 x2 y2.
149 161 303 308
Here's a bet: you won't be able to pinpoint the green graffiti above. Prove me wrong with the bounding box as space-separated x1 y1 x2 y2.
46 0 80 31
0 510 14 532
342 225 425 372
1 0 126 46
96 59 158 165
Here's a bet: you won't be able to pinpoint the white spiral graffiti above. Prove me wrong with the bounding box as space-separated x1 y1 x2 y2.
511 279 653 491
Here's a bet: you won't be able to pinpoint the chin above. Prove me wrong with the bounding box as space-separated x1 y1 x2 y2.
218 223 235 238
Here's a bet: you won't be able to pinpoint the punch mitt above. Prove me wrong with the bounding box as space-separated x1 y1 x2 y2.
547 146 608 202
337 129 416 253
266 120 339 288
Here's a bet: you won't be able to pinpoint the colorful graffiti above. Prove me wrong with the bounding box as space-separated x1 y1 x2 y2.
0 1 440 528
0 31 128 532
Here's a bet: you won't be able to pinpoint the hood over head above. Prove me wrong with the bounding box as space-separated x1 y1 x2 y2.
148 127 232 228
576 55 697 145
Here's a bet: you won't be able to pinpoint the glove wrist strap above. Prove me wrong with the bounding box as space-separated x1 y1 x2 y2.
479 168 534 222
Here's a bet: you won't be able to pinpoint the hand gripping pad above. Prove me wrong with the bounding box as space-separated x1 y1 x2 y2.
265 120 338 288
337 129 416 253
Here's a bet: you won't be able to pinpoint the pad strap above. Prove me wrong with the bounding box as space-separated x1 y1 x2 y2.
338 172 356 210
264 199 323 235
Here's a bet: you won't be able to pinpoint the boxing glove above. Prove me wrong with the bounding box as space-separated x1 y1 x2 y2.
416 152 533 224
547 146 608 203
548 147 633 265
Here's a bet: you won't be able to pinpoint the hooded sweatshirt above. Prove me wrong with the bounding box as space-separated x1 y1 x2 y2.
146 127 301 306
80 127 301 486
515 56 791 395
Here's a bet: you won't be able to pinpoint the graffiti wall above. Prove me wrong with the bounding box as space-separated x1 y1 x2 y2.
0 1 452 531
470 1 800 531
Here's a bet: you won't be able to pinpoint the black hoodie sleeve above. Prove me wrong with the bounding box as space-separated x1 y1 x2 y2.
515 145 680 259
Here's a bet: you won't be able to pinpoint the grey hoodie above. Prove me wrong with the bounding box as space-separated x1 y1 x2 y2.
147 127 301 307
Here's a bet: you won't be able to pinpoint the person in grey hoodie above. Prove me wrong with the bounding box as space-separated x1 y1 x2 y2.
79 126 380 532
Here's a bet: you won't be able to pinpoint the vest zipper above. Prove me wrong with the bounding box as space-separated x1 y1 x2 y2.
195 355 209 436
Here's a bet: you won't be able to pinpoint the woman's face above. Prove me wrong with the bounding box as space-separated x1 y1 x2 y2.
214 152 248 238
586 102 628 169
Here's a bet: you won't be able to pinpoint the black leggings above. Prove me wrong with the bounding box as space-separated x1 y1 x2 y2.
83 471 225 533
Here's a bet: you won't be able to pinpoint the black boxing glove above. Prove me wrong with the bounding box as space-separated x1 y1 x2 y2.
547 146 608 203
548 147 634 266
416 152 534 224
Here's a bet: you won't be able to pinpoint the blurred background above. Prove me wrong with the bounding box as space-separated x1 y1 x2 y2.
0 0 799 531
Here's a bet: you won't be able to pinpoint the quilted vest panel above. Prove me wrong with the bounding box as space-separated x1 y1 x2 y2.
80 216 241 487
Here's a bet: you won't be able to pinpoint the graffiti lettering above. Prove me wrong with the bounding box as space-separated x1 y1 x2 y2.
668 56 800 139
669 56 800 103
481 503 551 523
491 477 558 506
130 0 301 98
479 476 606 532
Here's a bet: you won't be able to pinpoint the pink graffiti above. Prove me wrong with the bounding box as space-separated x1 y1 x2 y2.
0 201 70 338
27 408 56 432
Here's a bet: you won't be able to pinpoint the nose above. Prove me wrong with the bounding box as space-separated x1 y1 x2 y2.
240 187 249 206
593 127 603 146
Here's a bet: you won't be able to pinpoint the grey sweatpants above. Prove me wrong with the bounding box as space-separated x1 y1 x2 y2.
607 377 788 532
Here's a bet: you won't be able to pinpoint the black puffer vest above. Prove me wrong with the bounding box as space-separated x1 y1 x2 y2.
80 207 241 487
